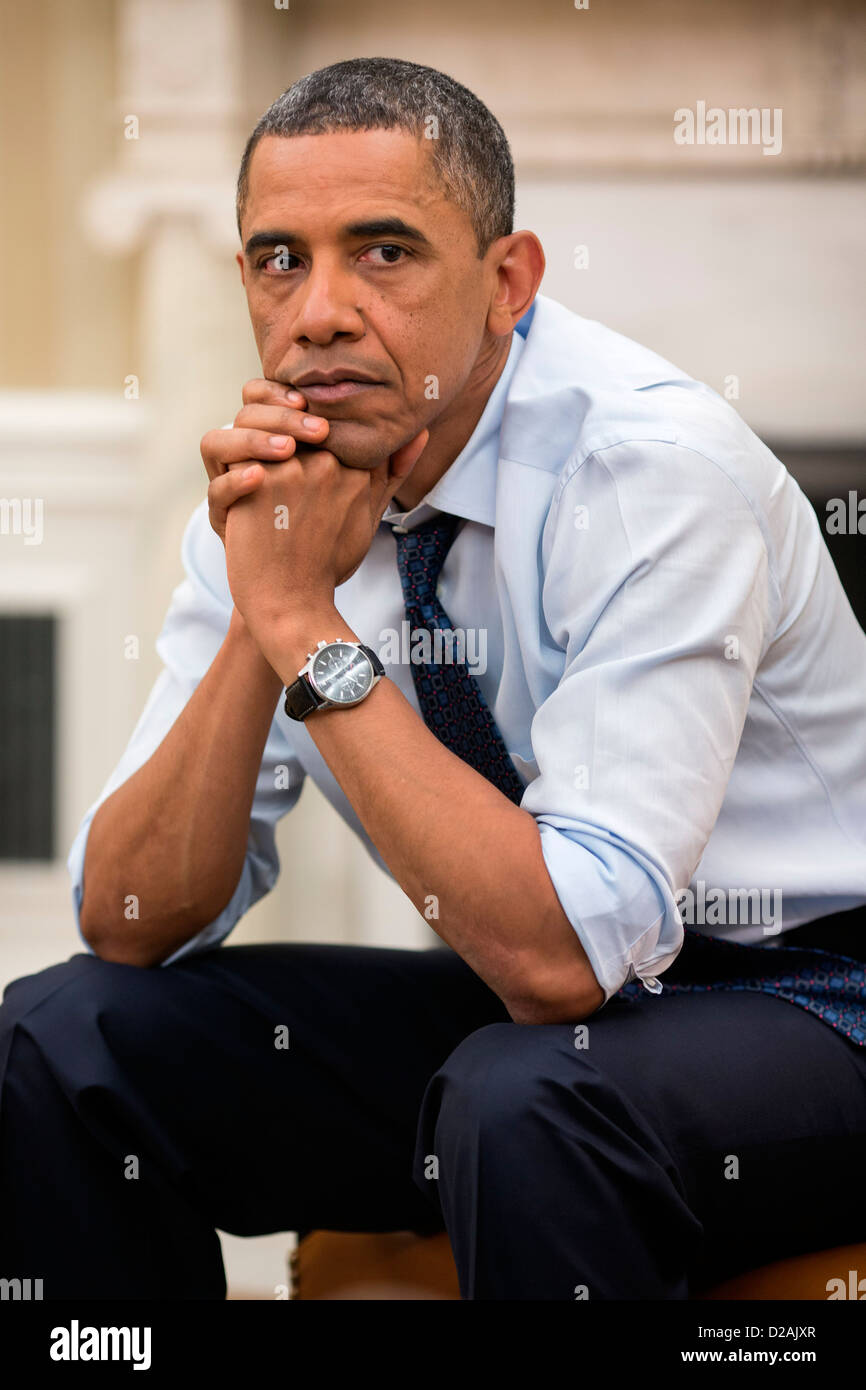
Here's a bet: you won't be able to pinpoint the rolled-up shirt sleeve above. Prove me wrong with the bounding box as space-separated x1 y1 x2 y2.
67 498 305 964
520 440 775 1003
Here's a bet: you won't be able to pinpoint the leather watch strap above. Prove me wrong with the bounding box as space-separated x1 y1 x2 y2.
283 675 323 721
357 643 385 677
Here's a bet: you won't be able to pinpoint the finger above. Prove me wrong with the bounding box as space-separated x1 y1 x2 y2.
241 378 308 409
369 427 430 524
233 402 329 445
209 464 266 504
200 427 299 480
389 427 430 481
207 465 266 539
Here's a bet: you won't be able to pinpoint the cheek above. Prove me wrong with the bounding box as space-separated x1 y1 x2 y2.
251 308 287 369
386 298 480 401
405 319 479 406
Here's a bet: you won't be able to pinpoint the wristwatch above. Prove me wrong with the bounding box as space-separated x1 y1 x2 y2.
283 639 385 721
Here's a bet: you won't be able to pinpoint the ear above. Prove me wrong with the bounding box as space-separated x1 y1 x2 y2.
486 230 546 336
236 251 246 287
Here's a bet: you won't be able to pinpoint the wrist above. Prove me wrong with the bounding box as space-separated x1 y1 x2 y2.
262 604 359 684
227 608 284 694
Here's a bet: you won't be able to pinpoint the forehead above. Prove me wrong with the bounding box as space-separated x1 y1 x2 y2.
242 128 453 233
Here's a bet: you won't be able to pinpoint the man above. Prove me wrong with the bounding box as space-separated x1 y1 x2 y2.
1 57 865 1301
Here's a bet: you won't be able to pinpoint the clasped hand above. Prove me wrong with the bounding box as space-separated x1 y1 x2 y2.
200 377 428 651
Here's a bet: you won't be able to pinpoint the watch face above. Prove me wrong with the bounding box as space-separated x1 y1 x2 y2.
309 642 374 706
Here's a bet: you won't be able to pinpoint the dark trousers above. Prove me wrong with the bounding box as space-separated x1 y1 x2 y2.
2 915 866 1300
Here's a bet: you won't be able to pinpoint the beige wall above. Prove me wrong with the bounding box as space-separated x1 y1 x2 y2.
0 0 133 388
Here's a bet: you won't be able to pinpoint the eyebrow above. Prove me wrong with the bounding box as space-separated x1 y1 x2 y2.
244 217 434 257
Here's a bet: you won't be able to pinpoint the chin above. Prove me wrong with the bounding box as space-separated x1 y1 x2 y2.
321 418 402 471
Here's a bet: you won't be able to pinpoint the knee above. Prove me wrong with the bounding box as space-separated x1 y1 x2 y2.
427 1020 580 1140
423 1018 657 1151
1 954 106 1029
418 1020 691 1212
0 953 160 1075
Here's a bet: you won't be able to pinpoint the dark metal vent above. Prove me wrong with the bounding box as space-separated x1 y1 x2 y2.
0 614 56 860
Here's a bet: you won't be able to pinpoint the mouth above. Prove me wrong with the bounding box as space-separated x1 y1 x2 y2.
289 368 386 405
296 379 383 404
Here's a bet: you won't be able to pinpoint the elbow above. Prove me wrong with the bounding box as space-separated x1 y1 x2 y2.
87 939 166 969
505 962 605 1026
79 900 173 969
501 898 606 1024
80 924 164 969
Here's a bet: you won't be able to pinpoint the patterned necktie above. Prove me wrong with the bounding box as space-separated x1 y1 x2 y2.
390 510 866 1048
391 511 524 806
618 926 866 1046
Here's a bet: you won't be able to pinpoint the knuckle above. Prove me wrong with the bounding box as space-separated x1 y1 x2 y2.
241 378 286 407
236 404 296 434
241 378 267 404
280 455 303 481
238 426 264 454
264 458 299 492
262 378 290 402
309 447 340 470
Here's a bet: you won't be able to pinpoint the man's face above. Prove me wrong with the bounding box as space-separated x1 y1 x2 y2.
237 128 500 468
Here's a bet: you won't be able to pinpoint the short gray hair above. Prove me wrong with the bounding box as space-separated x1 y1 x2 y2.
236 57 514 256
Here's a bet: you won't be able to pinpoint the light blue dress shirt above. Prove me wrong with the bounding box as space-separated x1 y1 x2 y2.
67 293 866 1003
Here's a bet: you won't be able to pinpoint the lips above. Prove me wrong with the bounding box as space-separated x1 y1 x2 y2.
289 368 384 404
297 379 382 403
291 367 383 387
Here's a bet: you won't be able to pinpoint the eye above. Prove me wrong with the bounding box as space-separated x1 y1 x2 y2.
359 244 408 265
258 250 302 274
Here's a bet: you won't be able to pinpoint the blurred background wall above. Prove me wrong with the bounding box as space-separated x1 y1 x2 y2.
1 0 864 1293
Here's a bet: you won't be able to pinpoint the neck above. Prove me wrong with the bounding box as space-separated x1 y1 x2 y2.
392 333 513 511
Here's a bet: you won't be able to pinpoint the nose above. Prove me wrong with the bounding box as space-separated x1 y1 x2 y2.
292 256 365 346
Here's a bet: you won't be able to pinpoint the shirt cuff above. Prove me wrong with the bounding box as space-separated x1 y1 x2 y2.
536 817 685 1002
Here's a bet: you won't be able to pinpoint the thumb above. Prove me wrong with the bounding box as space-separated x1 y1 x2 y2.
371 427 430 523
389 427 429 481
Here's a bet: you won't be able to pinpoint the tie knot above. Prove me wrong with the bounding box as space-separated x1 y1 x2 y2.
392 512 460 604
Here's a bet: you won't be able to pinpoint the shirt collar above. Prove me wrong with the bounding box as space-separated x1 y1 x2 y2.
382 325 527 533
